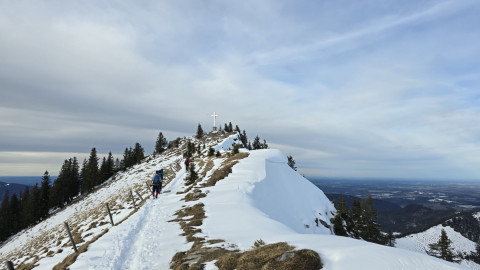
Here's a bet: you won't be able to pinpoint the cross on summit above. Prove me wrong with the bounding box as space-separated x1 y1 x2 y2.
211 112 218 132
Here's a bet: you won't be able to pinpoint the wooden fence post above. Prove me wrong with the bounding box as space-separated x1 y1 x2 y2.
146 181 151 192
64 222 78 253
106 203 114 226
135 190 144 201
5 261 15 270
130 190 136 208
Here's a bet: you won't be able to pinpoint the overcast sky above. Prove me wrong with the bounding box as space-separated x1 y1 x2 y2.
0 0 479 180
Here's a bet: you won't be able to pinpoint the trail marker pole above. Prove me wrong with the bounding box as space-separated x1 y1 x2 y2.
130 190 136 208
64 222 78 253
135 191 144 201
5 261 15 270
106 203 114 226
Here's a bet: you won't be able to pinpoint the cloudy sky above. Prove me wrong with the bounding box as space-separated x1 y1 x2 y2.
0 0 479 180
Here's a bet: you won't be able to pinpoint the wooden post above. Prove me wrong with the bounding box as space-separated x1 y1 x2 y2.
135 191 144 201
64 222 78 253
106 203 114 226
146 181 150 192
5 261 15 270
130 190 136 208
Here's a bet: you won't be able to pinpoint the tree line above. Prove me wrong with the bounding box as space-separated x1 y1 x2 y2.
331 194 394 246
0 141 148 243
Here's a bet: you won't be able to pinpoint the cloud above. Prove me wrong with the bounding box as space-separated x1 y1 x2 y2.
0 0 479 179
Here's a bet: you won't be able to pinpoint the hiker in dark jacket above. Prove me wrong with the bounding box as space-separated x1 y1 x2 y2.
184 158 190 171
151 169 165 199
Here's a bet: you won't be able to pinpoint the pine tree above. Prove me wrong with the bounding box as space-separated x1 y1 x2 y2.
133 143 145 164
427 229 461 262
252 136 261 150
287 155 297 171
9 194 20 234
20 186 33 229
386 230 396 247
39 171 51 219
82 148 99 193
154 132 168 154
331 195 351 237
196 124 204 139
30 184 41 222
228 122 233 132
0 190 10 240
185 162 198 185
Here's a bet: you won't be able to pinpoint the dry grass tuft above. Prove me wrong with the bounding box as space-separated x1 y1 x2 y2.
203 152 249 187
215 242 323 270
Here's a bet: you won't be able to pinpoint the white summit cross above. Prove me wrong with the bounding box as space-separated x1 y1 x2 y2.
211 112 219 131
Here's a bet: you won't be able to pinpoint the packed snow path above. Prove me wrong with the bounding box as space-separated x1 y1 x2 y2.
71 169 191 269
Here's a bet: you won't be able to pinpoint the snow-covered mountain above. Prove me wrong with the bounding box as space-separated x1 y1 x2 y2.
397 222 480 269
0 132 472 269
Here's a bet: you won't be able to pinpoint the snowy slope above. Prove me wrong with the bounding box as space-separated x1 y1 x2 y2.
397 224 480 269
0 132 473 270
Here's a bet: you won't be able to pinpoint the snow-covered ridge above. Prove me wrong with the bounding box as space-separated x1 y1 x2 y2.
0 133 472 269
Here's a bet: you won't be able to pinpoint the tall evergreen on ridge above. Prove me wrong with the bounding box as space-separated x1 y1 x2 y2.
154 132 168 154
287 155 297 171
196 123 204 139
9 194 20 235
20 186 33 228
427 229 461 262
99 153 115 183
133 143 145 164
0 190 10 240
39 171 51 219
81 148 99 193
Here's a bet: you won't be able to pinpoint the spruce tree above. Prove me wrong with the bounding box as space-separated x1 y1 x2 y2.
39 171 51 219
155 132 168 154
428 229 461 262
196 124 204 139
185 162 198 185
253 136 261 150
9 194 20 234
228 122 233 132
30 184 41 222
0 190 10 240
133 143 145 164
287 155 297 171
20 186 33 229
82 148 99 192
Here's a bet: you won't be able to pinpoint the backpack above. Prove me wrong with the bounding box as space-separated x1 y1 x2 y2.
153 174 161 185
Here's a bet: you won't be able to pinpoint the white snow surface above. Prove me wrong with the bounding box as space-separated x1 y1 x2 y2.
0 133 472 269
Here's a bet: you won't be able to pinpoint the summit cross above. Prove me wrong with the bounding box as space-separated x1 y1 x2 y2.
211 112 219 131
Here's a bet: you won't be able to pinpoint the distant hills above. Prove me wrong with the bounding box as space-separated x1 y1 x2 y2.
0 176 52 201
0 181 29 201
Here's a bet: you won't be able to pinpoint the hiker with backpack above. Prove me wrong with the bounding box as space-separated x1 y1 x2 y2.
151 169 166 199
184 158 190 171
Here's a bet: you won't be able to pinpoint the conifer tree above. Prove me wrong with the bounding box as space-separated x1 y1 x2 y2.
427 229 461 262
287 155 297 171
0 190 10 240
9 194 20 233
196 124 204 139
20 186 33 228
30 183 41 222
133 143 145 164
39 171 51 219
252 136 261 150
228 122 233 132
185 162 198 185
82 148 99 193
154 132 168 154
386 230 396 247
